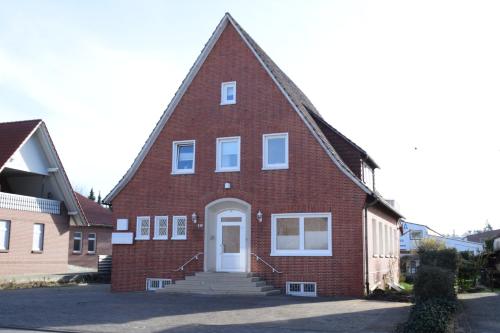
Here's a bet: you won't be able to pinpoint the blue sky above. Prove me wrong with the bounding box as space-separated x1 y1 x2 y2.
1 1 500 234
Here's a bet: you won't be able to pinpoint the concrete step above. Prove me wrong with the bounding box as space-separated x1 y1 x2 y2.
156 272 281 296
161 284 275 292
184 275 262 283
176 279 267 287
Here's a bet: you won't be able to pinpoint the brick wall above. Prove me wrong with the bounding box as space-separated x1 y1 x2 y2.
68 226 112 272
0 207 70 276
110 23 370 296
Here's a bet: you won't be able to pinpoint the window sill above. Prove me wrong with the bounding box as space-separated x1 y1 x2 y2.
72 251 82 255
270 250 332 257
262 166 288 171
31 251 43 254
171 171 195 175
0 250 9 253
215 169 240 173
220 101 236 106
135 238 150 241
171 237 187 241
153 237 168 241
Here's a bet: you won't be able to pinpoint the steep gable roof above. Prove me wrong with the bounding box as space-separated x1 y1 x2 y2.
0 119 42 172
104 14 402 218
0 119 88 226
75 192 113 227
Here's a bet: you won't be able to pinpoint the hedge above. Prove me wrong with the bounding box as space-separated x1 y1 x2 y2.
413 265 456 303
396 298 457 333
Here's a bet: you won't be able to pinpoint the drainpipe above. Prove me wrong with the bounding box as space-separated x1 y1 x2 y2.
364 196 378 296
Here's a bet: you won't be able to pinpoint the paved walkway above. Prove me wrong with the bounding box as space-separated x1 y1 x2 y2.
0 284 410 333
460 292 500 333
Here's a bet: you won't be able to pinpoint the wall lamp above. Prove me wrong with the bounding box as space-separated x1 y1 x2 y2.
192 212 198 224
256 210 263 223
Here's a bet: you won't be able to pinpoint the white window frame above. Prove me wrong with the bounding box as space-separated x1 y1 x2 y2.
88 233 96 254
286 281 317 297
262 133 289 170
135 216 151 240
73 231 82 253
271 212 332 256
172 216 187 240
172 140 196 175
153 216 169 240
216 136 241 172
146 278 172 291
372 218 378 257
32 223 44 252
0 220 11 251
220 81 236 105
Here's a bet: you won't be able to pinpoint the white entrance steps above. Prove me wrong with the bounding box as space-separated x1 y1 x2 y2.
156 272 281 295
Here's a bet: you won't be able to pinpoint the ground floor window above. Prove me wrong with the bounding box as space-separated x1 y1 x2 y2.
88 233 96 254
271 213 332 256
0 220 10 251
73 231 82 253
32 223 44 252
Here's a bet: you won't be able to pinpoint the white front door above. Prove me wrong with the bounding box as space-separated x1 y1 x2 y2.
216 210 246 272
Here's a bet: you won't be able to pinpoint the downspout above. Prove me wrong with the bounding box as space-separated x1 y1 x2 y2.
364 196 378 295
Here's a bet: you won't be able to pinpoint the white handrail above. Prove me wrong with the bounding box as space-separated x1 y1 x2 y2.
251 252 282 274
173 252 203 272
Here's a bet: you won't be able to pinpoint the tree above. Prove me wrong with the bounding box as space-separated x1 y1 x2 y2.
97 191 102 205
88 188 95 201
484 222 493 232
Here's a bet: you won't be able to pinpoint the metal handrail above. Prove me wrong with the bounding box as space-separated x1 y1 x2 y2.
251 252 282 273
173 252 203 272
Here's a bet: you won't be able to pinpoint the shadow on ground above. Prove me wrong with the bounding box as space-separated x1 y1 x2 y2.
460 291 500 333
0 284 410 333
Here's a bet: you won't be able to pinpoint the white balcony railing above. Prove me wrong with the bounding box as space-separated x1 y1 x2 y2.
0 192 61 215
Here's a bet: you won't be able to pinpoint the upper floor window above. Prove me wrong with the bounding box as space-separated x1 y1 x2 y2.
221 81 236 105
73 231 82 253
172 140 195 174
88 233 96 254
216 137 240 172
410 230 423 240
263 133 289 170
0 220 10 251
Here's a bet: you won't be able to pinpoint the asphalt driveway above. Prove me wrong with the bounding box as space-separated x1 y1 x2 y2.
460 292 500 333
0 284 410 333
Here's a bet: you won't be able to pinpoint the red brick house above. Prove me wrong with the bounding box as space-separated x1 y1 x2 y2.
0 119 112 278
105 14 403 297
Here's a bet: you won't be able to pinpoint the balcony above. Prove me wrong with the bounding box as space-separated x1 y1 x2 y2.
0 191 61 215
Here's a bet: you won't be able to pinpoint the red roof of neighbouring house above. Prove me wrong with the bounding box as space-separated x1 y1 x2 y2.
465 229 500 243
0 119 42 171
75 192 113 227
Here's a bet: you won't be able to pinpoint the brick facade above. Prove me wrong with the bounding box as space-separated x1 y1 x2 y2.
0 207 70 276
68 226 112 272
108 22 402 297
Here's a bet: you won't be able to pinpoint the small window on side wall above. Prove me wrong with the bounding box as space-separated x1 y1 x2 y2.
88 233 96 254
154 216 168 240
0 220 10 251
221 81 236 105
263 133 288 170
73 232 82 253
172 140 195 174
32 223 44 252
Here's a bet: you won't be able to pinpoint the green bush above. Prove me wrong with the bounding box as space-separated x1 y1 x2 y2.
458 252 482 291
414 265 456 303
397 299 457 333
418 247 459 272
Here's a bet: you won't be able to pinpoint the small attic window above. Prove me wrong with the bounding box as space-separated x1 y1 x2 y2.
221 81 236 105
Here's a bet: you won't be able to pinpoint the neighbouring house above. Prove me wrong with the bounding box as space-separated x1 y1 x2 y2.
0 119 112 278
104 13 403 297
465 229 500 245
400 221 483 276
